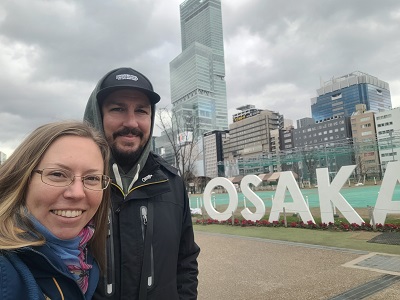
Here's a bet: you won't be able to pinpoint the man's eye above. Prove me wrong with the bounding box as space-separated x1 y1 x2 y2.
110 107 124 112
137 109 150 114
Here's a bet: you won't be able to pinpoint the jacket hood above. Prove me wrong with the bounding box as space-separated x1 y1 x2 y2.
83 68 156 194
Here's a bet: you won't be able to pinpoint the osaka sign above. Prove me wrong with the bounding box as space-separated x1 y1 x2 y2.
203 162 400 225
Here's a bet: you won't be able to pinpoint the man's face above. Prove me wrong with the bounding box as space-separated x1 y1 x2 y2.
101 89 152 165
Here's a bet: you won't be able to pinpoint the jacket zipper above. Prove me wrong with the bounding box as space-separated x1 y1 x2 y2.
141 206 148 240
106 212 115 296
140 206 154 288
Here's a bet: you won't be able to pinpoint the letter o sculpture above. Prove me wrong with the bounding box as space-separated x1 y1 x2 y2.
203 177 238 221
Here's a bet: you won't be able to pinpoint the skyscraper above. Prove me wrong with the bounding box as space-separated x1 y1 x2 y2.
170 0 228 135
311 71 392 122
375 107 400 174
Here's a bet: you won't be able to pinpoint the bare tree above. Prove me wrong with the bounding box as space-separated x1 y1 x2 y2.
300 147 319 185
155 107 203 187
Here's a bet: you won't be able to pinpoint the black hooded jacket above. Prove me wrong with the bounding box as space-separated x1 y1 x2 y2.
84 68 200 299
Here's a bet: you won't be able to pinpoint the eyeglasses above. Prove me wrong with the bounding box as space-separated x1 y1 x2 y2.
33 168 111 191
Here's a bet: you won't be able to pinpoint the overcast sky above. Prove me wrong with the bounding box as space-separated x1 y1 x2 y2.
1 0 400 157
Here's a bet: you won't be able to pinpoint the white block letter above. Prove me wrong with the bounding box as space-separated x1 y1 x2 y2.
240 175 265 221
373 161 400 225
269 171 315 223
317 166 364 225
203 177 238 221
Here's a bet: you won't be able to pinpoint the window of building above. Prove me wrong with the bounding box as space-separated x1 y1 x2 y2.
331 93 342 100
362 131 372 136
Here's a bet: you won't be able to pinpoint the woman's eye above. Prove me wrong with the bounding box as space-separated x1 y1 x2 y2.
49 171 67 178
86 175 100 181
84 175 101 186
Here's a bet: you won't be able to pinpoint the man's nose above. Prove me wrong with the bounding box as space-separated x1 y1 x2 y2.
123 111 139 128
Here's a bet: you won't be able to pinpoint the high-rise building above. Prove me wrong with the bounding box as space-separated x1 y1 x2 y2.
297 117 315 129
350 104 381 180
311 71 391 122
292 116 354 181
203 130 228 178
223 105 283 176
170 0 228 135
375 107 400 174
153 132 176 167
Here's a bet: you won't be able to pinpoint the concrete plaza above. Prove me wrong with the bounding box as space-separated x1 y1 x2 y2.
196 231 400 300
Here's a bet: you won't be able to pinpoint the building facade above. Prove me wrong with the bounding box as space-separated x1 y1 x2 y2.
203 130 228 178
375 107 400 174
278 125 296 171
311 71 391 122
292 116 354 182
170 0 228 136
350 104 381 180
223 106 283 176
153 132 176 167
297 117 315 129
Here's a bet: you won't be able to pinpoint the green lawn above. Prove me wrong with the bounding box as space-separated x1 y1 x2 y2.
194 224 400 255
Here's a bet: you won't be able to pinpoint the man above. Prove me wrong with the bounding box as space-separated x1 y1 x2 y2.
84 67 200 299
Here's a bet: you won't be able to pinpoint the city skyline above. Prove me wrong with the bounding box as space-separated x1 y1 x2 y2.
1 0 400 157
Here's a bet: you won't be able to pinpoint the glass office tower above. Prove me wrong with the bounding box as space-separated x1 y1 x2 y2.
311 71 392 122
170 0 228 135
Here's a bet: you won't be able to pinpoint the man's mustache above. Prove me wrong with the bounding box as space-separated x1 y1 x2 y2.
113 127 144 139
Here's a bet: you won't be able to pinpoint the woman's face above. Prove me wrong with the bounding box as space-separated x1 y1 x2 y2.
26 135 104 240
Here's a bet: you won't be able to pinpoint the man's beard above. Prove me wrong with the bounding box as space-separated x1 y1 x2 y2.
110 127 147 171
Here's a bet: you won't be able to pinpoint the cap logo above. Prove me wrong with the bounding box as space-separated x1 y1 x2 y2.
116 74 138 81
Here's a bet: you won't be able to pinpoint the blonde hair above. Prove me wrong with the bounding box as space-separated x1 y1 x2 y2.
0 121 110 271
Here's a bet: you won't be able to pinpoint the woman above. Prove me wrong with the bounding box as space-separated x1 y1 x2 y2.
0 121 111 299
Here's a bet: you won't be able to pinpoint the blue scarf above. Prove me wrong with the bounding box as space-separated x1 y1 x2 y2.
28 215 93 293
29 215 81 269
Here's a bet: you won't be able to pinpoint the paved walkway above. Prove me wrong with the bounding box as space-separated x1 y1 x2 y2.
195 231 400 300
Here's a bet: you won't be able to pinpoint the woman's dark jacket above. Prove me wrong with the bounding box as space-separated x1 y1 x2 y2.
0 245 99 299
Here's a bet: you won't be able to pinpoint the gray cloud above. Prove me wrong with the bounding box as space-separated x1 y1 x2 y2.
1 0 400 157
